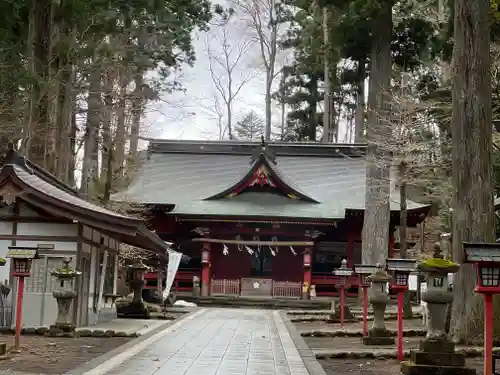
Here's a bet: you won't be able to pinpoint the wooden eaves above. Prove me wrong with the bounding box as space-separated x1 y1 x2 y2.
0 149 172 258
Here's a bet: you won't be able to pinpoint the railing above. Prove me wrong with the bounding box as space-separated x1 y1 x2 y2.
272 281 302 299
312 274 359 297
211 279 240 296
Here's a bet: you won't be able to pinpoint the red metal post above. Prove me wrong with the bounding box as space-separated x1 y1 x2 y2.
14 276 24 351
397 290 404 361
484 293 493 375
340 285 345 329
363 285 368 337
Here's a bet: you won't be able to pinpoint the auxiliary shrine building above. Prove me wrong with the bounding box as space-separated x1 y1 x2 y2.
115 140 429 299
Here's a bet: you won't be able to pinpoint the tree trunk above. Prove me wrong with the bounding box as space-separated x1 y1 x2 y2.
55 23 76 183
361 1 393 265
398 160 413 317
355 58 366 142
101 66 114 179
114 68 129 178
130 71 143 160
263 0 277 141
226 101 233 140
46 2 59 175
280 70 286 140
55 61 74 183
264 76 273 141
80 64 102 198
449 0 494 343
309 75 318 141
322 6 332 143
67 91 78 187
27 0 53 169
399 161 408 258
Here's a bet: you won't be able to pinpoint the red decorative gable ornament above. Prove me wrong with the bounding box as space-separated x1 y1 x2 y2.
204 152 319 203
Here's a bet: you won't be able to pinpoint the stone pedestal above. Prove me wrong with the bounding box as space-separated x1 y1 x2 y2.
400 339 475 375
401 256 475 375
363 267 394 345
331 299 355 321
116 261 150 319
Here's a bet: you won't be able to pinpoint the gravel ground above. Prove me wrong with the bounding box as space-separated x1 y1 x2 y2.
294 317 486 375
319 358 485 375
0 335 131 374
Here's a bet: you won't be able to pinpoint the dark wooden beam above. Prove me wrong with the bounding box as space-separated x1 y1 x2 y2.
0 235 77 242
192 238 314 246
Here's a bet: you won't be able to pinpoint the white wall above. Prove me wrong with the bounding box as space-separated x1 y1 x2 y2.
81 226 119 326
16 255 76 328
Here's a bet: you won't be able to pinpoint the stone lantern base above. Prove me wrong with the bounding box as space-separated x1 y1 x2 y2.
48 323 76 338
331 299 356 321
116 301 150 319
362 327 395 345
400 339 476 375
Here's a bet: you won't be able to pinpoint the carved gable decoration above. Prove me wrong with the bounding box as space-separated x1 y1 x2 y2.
205 153 319 203
231 165 276 194
0 183 22 205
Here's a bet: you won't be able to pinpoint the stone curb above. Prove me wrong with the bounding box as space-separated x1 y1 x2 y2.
290 314 423 323
0 315 181 338
301 329 427 338
279 310 328 375
290 317 359 323
314 347 500 360
65 308 202 375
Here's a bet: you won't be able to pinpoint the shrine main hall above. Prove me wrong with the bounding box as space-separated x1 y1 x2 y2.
114 139 429 299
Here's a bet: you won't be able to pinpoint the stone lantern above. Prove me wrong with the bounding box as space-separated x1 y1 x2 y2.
49 257 81 337
117 260 150 319
400 250 475 375
363 265 394 345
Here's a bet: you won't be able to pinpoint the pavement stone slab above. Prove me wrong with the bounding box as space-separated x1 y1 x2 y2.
100 308 311 375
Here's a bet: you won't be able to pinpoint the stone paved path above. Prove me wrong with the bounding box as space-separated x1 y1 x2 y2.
101 308 310 375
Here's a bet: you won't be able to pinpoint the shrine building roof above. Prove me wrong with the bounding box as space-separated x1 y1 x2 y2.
0 147 177 258
113 139 429 220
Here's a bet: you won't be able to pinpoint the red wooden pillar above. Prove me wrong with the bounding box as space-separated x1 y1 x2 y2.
302 247 312 299
347 231 354 267
201 243 211 297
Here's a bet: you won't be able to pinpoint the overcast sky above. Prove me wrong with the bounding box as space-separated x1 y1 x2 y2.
142 2 350 143
143 7 274 141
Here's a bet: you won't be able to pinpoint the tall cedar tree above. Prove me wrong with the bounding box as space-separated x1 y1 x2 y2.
449 0 495 343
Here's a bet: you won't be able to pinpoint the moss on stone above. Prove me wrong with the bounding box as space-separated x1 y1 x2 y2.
420 258 457 268
418 258 459 273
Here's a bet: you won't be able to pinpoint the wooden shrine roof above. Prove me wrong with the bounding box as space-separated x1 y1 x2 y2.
0 148 173 257
113 139 430 220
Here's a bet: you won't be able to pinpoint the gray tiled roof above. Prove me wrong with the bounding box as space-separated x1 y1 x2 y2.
114 141 427 220
14 165 131 220
0 150 176 256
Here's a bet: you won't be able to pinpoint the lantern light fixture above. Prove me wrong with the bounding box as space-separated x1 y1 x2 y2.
303 251 312 267
201 247 210 264
463 242 500 292
386 258 417 288
334 259 353 285
353 264 379 287
7 245 49 277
